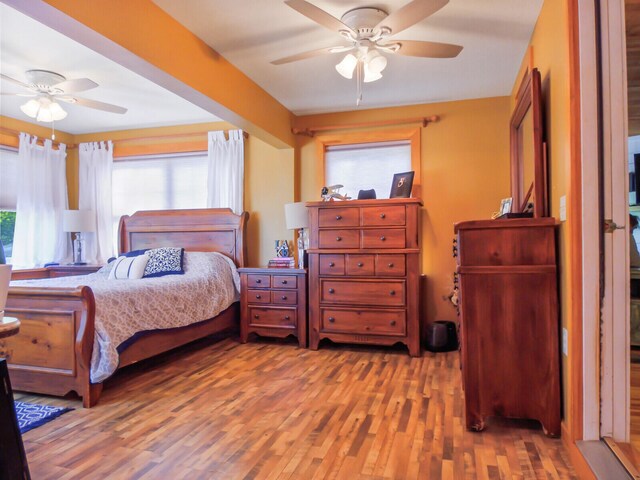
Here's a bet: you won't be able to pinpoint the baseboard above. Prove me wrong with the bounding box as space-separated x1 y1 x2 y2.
562 423 597 480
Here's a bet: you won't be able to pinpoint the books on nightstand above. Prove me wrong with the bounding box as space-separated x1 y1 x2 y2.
268 257 295 268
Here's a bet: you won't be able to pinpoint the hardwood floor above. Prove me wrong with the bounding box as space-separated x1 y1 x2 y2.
16 337 577 479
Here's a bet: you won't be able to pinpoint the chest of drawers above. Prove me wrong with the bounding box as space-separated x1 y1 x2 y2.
306 198 422 356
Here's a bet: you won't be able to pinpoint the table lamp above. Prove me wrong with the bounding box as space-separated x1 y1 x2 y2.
63 210 95 265
284 202 309 269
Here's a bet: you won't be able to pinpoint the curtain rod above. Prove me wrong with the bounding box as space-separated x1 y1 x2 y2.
291 115 439 137
0 126 76 148
110 129 249 145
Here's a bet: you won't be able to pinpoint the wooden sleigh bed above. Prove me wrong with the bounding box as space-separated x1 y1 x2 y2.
0 208 248 407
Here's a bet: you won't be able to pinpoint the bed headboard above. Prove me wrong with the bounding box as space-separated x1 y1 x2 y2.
118 208 249 267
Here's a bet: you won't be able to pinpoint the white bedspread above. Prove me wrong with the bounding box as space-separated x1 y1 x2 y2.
11 252 240 383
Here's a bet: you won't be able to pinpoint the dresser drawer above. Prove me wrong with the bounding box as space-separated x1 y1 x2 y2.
272 275 297 289
375 254 406 276
247 274 270 288
361 206 406 226
321 308 406 336
318 229 360 249
320 279 405 306
319 254 345 275
247 289 270 304
362 229 406 249
318 207 359 227
249 307 296 327
346 254 374 276
272 290 297 305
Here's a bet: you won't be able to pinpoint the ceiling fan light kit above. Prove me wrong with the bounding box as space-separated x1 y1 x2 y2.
276 0 463 105
20 96 67 122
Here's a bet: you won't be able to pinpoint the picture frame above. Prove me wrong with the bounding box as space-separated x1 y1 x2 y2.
500 197 513 215
389 171 415 198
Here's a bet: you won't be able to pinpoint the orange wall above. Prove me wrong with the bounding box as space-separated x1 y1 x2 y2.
295 97 512 327
512 0 573 423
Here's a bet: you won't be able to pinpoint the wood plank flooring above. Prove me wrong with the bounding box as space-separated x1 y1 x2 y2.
16 336 577 479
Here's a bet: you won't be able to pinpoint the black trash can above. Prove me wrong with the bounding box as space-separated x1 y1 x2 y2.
425 320 458 352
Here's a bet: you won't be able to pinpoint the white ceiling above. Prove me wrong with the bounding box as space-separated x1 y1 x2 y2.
154 0 544 115
0 3 220 135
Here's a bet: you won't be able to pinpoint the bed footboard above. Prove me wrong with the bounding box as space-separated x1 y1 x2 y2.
0 286 98 407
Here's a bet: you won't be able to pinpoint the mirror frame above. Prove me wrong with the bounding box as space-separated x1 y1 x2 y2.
510 68 547 217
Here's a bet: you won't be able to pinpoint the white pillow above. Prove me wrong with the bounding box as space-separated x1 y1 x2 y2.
108 254 150 280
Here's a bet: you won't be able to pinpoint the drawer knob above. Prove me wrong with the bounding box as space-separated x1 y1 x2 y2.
254 314 260 319
390 320 397 326
357 262 364 267
282 280 288 284
336 215 342 220
328 288 335 294
329 262 335 267
336 236 342 241
281 295 287 300
256 279 262 284
388 263 394 268
284 315 290 320
390 290 396 296
256 294 262 299
380 236 386 241
380 213 386 219
328 316 335 323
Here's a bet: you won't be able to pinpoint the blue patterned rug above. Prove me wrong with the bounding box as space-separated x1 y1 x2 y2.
14 401 73 434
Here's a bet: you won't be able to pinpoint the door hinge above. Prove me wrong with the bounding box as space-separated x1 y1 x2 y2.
604 219 625 233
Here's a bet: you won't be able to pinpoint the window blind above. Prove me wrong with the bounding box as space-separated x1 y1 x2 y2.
0 146 19 210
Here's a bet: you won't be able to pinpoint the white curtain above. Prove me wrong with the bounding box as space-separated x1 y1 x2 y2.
207 130 244 214
11 133 69 268
79 141 114 264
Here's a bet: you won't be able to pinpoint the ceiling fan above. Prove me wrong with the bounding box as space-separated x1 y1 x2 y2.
0 69 128 123
272 0 463 104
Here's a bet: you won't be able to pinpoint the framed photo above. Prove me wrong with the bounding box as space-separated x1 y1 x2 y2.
389 171 415 198
500 197 513 215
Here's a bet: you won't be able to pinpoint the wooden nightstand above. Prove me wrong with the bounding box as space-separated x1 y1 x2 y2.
239 267 307 347
46 264 102 278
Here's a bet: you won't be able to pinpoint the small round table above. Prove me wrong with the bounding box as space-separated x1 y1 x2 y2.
0 316 20 340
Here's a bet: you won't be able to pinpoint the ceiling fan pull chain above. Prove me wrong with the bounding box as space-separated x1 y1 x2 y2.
356 60 363 107
51 121 56 141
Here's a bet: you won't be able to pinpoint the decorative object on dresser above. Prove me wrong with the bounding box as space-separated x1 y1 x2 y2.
389 171 415 198
62 209 96 265
239 267 307 347
306 198 422 356
454 217 560 437
285 202 310 269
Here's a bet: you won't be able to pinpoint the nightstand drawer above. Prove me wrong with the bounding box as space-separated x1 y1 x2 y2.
318 207 359 227
272 275 297 289
247 274 270 288
247 289 270 304
321 308 406 336
320 279 405 306
361 206 406 226
272 290 297 305
249 307 296 328
319 229 359 249
375 255 406 276
362 229 405 249
319 254 345 275
346 255 374 276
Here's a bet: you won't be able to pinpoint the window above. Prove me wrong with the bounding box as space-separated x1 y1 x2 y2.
111 152 208 246
325 141 411 199
0 146 19 260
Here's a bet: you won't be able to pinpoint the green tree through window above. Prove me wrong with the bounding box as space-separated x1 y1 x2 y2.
0 211 16 258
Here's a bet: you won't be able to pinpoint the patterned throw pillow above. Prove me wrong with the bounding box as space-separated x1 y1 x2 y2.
108 254 150 280
143 247 185 278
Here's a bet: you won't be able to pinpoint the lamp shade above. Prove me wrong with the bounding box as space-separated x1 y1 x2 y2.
63 209 95 233
285 202 309 230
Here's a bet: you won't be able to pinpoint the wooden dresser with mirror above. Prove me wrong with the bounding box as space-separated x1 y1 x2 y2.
455 68 561 436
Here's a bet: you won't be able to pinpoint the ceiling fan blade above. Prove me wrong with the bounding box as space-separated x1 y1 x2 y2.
0 73 33 90
53 78 98 93
58 96 127 114
0 92 37 97
285 0 355 36
391 39 462 58
271 46 351 65
376 0 449 35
